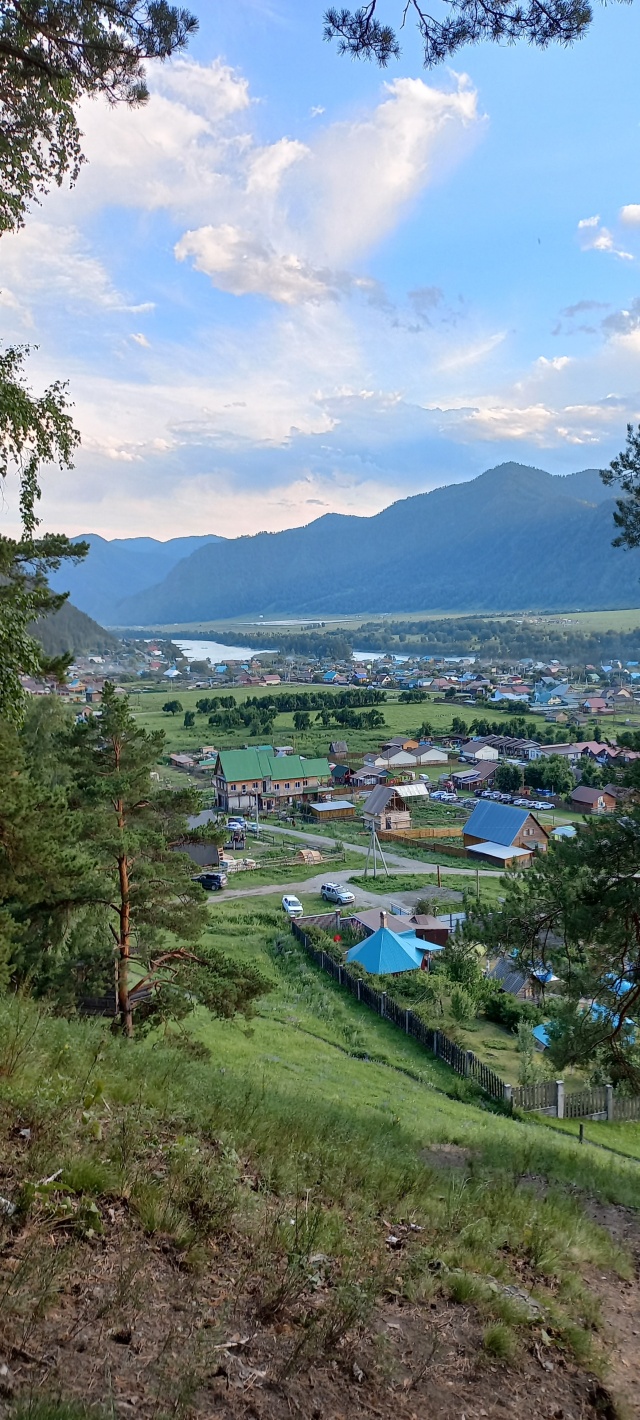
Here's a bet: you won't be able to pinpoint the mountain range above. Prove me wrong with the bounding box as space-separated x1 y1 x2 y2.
107 463 640 625
48 533 222 625
49 464 640 627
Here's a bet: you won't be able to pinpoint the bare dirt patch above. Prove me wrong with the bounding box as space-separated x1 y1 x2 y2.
0 1212 622 1420
581 1199 640 1418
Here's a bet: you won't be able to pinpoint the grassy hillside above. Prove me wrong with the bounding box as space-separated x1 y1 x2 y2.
2 897 640 1418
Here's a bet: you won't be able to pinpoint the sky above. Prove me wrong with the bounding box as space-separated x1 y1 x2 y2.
3 0 640 540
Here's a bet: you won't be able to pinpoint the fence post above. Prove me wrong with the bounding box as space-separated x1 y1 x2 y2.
357 979 361 1002
556 1080 565 1120
504 1083 513 1112
434 1030 440 1058
321 951 326 971
380 991 386 1018
338 965 343 985
606 1083 614 1122
465 1050 473 1077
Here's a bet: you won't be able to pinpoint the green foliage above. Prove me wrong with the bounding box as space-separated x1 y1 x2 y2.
183 709 195 728
482 1322 516 1360
467 811 640 1086
0 346 86 723
482 986 542 1033
162 698 183 714
579 757 604 788
0 0 198 234
516 1020 537 1086
601 421 640 551
524 754 574 795
494 762 524 793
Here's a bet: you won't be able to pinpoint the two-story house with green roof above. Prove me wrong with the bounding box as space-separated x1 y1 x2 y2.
214 748 332 813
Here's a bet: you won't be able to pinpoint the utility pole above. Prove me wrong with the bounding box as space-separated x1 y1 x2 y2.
364 819 389 879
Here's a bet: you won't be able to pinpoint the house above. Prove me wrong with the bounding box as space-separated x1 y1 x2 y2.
412 746 448 765
330 763 352 785
214 748 331 812
329 740 349 756
169 753 197 771
410 914 449 947
348 908 418 938
381 737 419 753
463 801 549 857
459 739 500 763
581 698 609 714
451 762 498 790
570 786 616 815
488 958 559 1000
466 841 534 868
362 786 412 832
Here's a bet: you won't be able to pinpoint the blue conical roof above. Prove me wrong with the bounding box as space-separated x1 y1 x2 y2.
346 926 423 975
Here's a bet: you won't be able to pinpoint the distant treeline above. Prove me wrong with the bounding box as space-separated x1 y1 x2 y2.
357 617 640 663
179 628 355 660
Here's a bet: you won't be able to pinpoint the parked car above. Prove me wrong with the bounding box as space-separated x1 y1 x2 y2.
441 792 458 803
531 800 549 811
193 871 227 891
321 883 355 905
227 817 247 831
513 797 529 807
282 894 304 917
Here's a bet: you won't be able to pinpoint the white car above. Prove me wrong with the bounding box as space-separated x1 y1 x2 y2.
282 894 304 918
532 800 549 811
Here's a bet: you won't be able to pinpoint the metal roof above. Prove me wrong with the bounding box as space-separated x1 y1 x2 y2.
346 926 423 974
467 840 532 860
396 782 430 799
216 749 330 784
464 800 539 846
310 799 354 813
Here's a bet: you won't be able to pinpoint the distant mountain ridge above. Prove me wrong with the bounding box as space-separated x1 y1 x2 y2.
110 462 639 624
48 533 222 624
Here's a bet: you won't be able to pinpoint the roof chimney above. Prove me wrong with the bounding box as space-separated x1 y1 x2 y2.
380 910 387 930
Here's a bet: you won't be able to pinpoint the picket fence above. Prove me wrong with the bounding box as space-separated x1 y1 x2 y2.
290 918 640 1123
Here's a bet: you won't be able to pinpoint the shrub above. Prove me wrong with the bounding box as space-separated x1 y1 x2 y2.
482 984 542 1032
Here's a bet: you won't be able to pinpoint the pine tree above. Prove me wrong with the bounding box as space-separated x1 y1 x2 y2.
65 684 267 1035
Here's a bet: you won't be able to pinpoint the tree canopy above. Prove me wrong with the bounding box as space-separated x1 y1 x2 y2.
465 813 640 1087
324 0 593 69
601 422 640 552
0 0 198 232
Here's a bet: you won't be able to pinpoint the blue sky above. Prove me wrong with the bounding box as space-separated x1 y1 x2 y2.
3 0 640 538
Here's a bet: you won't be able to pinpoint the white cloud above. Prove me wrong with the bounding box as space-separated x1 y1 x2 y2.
131 333 151 347
620 205 640 226
0 222 147 316
170 73 481 304
307 76 481 265
175 224 344 303
577 214 633 261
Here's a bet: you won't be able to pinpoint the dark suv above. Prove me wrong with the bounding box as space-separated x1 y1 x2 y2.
193 871 227 891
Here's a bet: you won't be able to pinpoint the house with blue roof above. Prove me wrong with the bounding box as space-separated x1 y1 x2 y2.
463 801 549 867
346 918 425 975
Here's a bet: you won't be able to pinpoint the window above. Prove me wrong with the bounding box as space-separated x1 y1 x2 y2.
231 783 236 790
295 782 300 788
285 783 290 789
242 784 246 792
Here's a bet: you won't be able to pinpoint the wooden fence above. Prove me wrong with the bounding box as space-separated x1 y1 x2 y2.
291 918 640 1124
291 918 509 1106
378 826 463 840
